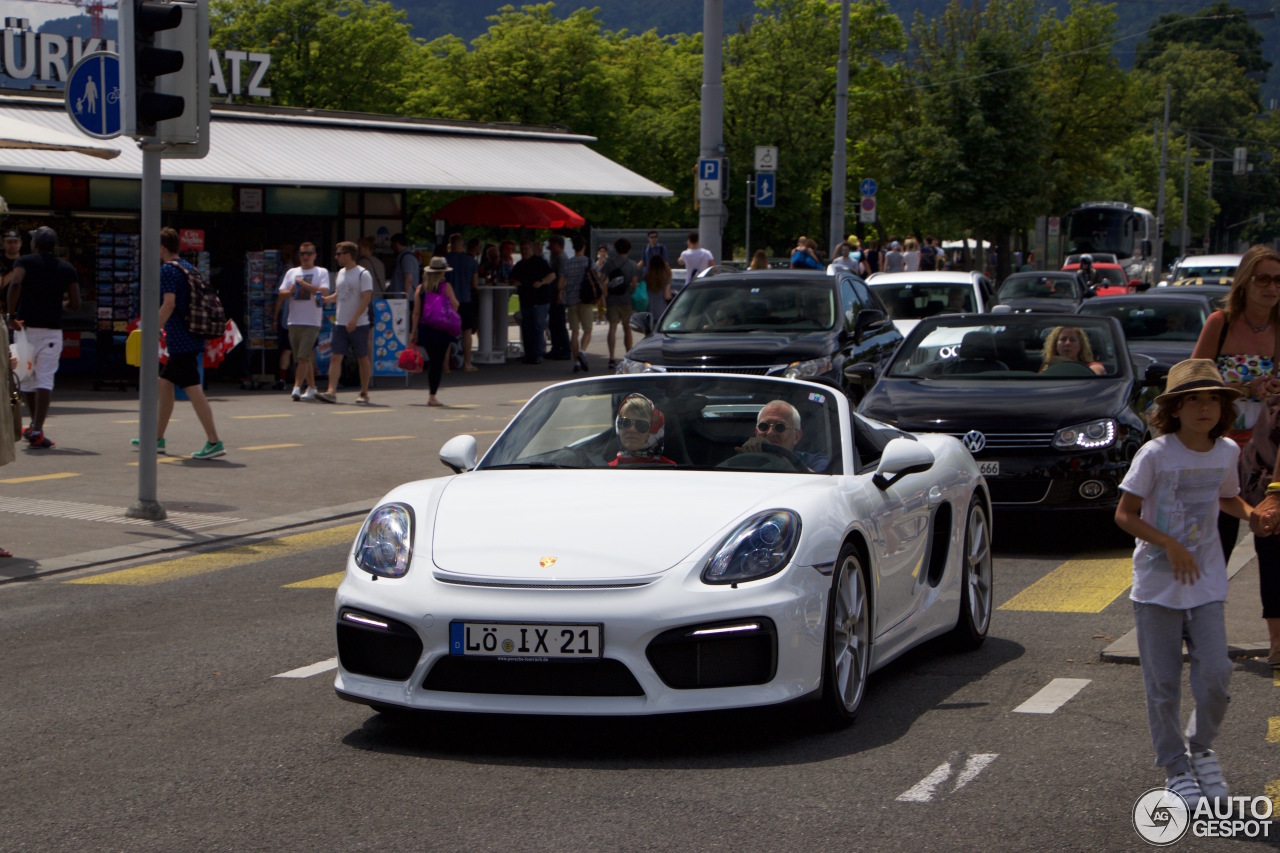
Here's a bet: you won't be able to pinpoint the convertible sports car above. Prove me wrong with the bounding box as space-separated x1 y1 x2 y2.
335 374 992 726
858 313 1161 509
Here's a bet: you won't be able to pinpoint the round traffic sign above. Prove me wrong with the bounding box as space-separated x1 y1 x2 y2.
860 179 878 197
64 52 122 139
861 196 876 211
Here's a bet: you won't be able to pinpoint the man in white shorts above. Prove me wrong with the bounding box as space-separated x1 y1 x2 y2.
6 227 80 449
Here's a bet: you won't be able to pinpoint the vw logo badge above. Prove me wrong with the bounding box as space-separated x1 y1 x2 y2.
962 430 987 453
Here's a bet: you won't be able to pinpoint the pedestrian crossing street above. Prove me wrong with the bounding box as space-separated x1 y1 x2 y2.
65 522 1135 611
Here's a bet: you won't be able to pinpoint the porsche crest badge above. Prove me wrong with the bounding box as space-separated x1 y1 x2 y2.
539 556 557 569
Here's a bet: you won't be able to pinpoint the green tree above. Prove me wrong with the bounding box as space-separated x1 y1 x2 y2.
210 0 420 113
1135 2 1271 80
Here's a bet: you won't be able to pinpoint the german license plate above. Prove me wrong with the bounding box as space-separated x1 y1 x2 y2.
449 621 602 659
978 461 999 476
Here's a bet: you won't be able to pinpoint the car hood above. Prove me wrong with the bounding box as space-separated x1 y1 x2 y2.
861 376 1132 432
996 298 1079 313
430 470 809 579
1125 340 1194 368
628 331 833 367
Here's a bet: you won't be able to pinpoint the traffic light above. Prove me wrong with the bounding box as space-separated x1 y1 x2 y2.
120 0 209 145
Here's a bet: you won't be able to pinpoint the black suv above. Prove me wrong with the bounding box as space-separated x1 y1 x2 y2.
618 270 902 401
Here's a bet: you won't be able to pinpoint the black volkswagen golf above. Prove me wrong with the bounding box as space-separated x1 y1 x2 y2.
858 313 1164 509
618 270 902 401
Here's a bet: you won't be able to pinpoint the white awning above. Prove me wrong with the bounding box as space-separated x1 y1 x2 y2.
0 97 671 197
0 114 121 160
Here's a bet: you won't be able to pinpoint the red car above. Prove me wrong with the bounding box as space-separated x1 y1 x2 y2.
1062 262 1137 297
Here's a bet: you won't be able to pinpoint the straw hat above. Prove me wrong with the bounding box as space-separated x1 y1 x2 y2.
425 256 453 273
1154 358 1244 405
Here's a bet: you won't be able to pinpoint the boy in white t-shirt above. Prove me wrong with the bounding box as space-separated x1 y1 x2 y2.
277 240 331 401
1115 359 1252 810
317 241 373 404
677 231 714 281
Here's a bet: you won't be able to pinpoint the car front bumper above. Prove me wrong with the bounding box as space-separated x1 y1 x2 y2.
333 559 831 716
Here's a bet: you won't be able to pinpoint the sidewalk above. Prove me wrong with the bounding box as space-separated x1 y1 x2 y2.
1101 530 1272 664
0 320 627 584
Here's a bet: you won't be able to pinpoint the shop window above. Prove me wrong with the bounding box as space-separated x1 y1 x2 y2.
344 190 360 215
184 183 235 213
364 191 401 217
52 176 89 209
90 178 141 209
0 174 52 206
266 187 341 216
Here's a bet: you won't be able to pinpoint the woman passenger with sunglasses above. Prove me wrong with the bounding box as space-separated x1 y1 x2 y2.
609 394 675 466
1207 245 1280 667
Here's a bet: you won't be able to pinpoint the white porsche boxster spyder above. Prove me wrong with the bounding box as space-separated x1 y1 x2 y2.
334 373 992 726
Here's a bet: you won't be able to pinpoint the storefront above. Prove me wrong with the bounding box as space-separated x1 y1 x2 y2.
0 93 671 383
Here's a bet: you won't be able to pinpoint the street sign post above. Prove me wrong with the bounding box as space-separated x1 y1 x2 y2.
754 146 777 172
65 52 122 139
698 158 722 201
755 172 775 209
859 195 876 223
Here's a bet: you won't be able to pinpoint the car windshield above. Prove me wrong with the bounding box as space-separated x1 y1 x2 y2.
998 275 1077 300
659 279 836 333
479 375 843 474
1079 300 1207 342
1172 263 1237 282
869 282 973 320
887 315 1123 379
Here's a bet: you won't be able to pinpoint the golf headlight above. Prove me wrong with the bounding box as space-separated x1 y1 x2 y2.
1053 418 1116 450
702 510 801 585
782 356 833 379
354 503 415 578
619 358 663 374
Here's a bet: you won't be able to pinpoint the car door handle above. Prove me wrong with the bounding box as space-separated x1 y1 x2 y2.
928 486 943 507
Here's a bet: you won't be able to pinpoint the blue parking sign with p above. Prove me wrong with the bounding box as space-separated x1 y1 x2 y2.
699 159 720 181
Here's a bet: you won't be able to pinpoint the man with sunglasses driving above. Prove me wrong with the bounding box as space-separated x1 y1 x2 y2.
735 400 829 472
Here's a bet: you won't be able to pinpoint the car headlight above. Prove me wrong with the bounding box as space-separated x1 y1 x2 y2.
702 510 801 585
1053 418 1116 450
354 503 415 578
619 358 664 374
782 356 834 379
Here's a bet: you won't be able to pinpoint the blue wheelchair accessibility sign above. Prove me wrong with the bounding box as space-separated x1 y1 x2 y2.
65 52 122 139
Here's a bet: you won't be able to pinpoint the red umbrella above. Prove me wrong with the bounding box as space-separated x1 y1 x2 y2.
433 194 585 229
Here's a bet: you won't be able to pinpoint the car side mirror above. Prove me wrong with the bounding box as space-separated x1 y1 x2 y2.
440 434 478 474
873 438 935 490
629 311 654 336
1143 363 1169 387
853 308 886 342
843 361 877 386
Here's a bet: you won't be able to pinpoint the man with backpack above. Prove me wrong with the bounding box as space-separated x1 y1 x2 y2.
919 236 939 272
134 227 224 459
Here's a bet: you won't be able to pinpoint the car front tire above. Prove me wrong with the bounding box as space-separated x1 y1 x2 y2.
818 543 871 728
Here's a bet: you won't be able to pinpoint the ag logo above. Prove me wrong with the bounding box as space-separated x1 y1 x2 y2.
1132 787 1190 846
962 430 987 453
539 556 557 569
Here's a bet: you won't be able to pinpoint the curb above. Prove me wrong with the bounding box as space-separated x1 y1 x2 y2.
0 499 374 585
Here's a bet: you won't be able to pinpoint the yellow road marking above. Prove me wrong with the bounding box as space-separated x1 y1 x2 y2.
507 399 528 404
999 555 1133 613
284 571 344 589
240 443 302 451
1267 717 1280 743
232 414 294 420
67 523 360 586
1274 669 1280 688
470 429 504 435
334 409 390 415
353 435 416 442
0 472 81 484
114 419 182 424
128 457 182 466
447 404 478 409
1267 781 1280 824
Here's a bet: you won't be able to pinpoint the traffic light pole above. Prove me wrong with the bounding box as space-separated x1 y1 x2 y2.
126 143 166 521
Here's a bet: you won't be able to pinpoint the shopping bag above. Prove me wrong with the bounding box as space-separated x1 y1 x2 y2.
10 328 35 386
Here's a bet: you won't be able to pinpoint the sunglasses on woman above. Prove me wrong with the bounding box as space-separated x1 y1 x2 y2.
616 416 650 433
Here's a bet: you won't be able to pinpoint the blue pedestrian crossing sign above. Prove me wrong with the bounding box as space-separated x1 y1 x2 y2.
755 172 776 209
65 52 121 139
860 178 878 197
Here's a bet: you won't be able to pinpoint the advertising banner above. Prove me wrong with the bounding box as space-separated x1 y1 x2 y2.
371 298 410 377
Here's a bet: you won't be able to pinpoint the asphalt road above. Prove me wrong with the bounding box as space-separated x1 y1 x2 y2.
1 515 1276 852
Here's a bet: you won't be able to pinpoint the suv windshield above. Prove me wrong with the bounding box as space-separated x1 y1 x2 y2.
869 282 973 320
998 275 1078 300
659 279 836 333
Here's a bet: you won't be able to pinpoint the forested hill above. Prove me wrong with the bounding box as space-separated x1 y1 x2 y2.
395 0 1274 76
